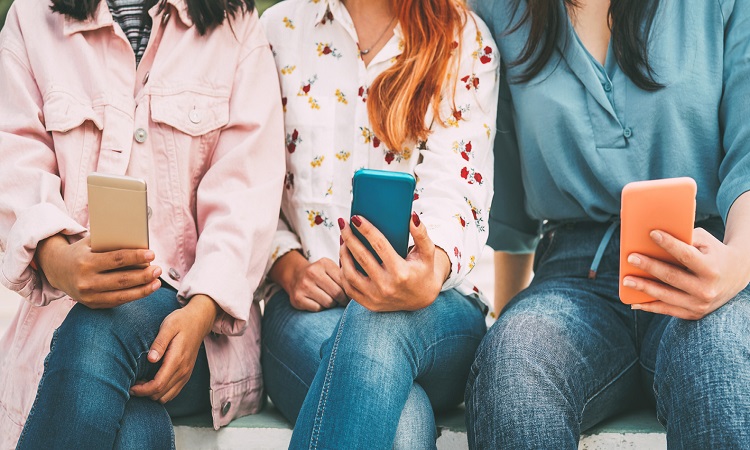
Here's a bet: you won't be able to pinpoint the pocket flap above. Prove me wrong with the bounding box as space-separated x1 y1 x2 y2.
42 92 103 132
150 92 230 137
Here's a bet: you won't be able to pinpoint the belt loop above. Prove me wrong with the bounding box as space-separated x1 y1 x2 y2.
588 220 620 280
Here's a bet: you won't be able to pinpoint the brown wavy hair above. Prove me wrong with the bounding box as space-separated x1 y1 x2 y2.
367 0 468 152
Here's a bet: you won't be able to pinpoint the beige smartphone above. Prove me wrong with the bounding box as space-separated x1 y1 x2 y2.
87 173 149 253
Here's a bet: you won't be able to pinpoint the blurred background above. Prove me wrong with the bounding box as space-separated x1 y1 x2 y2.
0 0 283 29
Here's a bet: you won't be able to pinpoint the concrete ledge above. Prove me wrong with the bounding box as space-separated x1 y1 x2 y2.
173 405 666 449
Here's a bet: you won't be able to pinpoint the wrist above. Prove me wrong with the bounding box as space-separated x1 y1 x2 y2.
271 250 308 294
187 294 221 334
433 246 452 284
36 235 70 287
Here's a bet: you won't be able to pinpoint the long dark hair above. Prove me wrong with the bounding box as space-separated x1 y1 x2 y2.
50 0 254 35
508 0 662 91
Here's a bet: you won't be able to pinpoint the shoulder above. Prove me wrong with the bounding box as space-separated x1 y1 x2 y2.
0 0 61 58
259 0 309 36
456 10 500 72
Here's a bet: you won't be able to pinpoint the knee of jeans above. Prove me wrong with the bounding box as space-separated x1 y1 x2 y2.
393 384 436 450
328 302 418 369
470 311 577 397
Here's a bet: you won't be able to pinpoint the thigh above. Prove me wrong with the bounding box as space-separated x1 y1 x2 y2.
261 290 344 423
646 287 750 445
475 275 643 432
405 290 487 412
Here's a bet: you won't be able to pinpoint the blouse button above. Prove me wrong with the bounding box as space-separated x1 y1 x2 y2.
603 82 612 92
168 268 181 281
623 127 633 139
162 12 171 25
134 128 148 143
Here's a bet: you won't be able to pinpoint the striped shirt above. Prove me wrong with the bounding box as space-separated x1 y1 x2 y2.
106 0 151 65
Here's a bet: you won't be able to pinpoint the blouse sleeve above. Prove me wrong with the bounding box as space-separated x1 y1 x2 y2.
412 14 499 291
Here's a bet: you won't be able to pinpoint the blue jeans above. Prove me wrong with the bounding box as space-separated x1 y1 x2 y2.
262 289 487 449
17 287 210 450
466 220 750 449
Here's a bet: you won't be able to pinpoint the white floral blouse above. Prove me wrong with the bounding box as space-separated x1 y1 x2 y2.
259 0 499 305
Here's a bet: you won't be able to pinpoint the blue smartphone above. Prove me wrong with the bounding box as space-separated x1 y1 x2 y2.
350 169 416 275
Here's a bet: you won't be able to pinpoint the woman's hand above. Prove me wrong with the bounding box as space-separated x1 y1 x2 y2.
36 234 161 308
339 213 451 312
269 250 348 312
625 228 750 320
130 294 219 403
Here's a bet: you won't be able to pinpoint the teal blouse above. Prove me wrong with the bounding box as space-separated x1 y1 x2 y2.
474 0 750 253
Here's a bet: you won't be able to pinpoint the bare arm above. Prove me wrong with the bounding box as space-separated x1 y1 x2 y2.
493 251 534 315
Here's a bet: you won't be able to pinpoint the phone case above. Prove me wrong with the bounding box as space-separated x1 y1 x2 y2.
88 173 150 253
619 177 697 304
350 169 416 275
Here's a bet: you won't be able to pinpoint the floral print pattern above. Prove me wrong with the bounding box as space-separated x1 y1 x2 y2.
260 0 499 300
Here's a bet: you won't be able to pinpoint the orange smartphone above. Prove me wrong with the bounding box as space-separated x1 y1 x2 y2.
619 177 697 304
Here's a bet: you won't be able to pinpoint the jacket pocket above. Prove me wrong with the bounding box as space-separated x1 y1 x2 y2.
42 92 104 223
150 91 229 137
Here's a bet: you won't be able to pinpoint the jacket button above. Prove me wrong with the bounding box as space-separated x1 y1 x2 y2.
623 127 633 139
168 268 181 281
189 109 202 124
134 128 148 143
143 72 150 84
161 12 171 25
221 402 231 416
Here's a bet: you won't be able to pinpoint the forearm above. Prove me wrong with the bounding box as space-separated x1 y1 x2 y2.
723 191 750 284
493 251 534 315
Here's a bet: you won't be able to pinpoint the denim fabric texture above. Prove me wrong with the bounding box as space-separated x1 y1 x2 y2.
262 289 486 449
466 219 750 449
16 288 210 450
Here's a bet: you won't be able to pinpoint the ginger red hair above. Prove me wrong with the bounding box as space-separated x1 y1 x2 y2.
367 0 468 152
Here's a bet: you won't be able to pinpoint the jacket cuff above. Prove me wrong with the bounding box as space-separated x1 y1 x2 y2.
1 202 87 306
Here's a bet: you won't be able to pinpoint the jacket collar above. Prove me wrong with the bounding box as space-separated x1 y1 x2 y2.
63 0 192 36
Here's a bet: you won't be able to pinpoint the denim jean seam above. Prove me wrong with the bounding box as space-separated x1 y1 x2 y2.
309 304 350 449
130 350 152 390
579 358 639 425
16 328 61 449
262 344 312 390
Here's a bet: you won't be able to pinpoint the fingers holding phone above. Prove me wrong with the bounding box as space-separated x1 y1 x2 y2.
339 213 449 312
36 235 161 309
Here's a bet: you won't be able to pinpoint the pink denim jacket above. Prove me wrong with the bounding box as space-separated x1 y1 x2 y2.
0 0 285 445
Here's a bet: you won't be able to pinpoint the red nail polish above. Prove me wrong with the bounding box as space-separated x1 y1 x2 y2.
340 236 344 246
338 218 346 230
351 216 362 227
412 212 421 227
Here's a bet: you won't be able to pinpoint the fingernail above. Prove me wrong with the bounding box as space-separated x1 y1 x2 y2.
153 267 162 278
340 236 344 246
338 218 346 230
144 250 155 260
351 216 362 227
151 280 161 291
148 350 159 361
631 304 642 310
628 255 641 266
651 231 662 243
412 212 421 227
623 278 637 288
